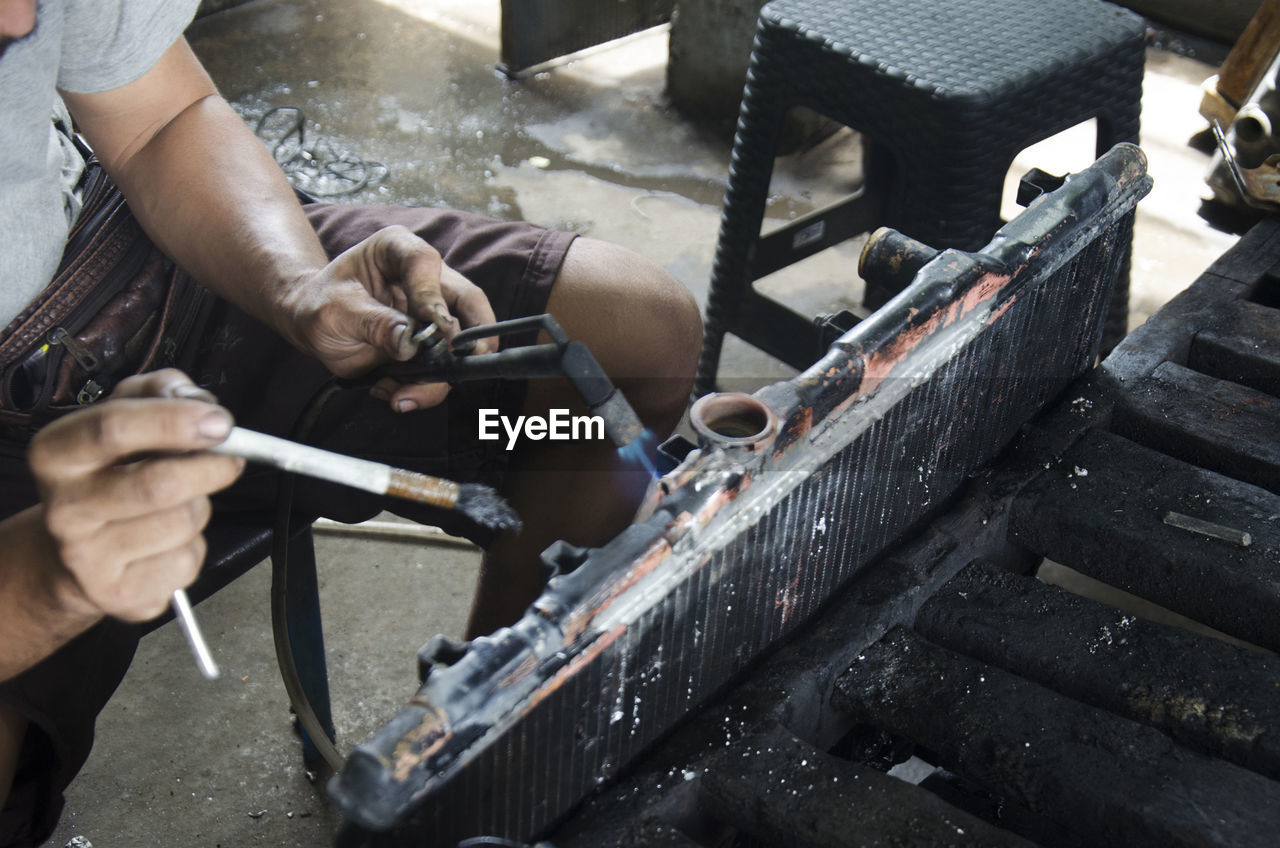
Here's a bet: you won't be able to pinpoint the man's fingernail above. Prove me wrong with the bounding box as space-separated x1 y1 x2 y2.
369 385 391 401
173 384 217 403
395 399 418 413
197 411 233 440
392 323 410 352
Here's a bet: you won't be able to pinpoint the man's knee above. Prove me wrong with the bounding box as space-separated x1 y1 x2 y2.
549 238 702 420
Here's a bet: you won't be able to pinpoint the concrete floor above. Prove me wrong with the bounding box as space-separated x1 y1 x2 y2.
44 1 1243 846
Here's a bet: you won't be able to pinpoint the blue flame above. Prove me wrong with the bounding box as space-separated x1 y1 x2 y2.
617 428 660 478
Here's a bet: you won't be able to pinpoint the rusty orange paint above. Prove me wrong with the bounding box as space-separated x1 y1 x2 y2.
500 652 541 689
775 407 814 461
561 537 673 642
986 294 1018 325
775 572 801 626
389 703 454 782
525 623 627 712
856 270 1014 400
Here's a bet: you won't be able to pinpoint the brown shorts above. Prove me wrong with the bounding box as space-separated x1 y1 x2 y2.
194 202 577 538
0 201 576 847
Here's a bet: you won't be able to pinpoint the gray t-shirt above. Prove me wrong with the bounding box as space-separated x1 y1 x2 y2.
0 0 199 327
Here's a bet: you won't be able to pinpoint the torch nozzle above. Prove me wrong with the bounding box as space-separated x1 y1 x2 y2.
374 314 647 450
591 390 646 448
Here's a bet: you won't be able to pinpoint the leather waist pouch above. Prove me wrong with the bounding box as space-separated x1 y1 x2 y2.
0 164 212 443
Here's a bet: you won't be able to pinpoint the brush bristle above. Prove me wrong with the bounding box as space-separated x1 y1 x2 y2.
455 483 522 532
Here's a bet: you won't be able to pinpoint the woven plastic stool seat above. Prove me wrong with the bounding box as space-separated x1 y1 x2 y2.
695 0 1145 396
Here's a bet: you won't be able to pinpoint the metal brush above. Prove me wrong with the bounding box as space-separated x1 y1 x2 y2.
210 426 521 531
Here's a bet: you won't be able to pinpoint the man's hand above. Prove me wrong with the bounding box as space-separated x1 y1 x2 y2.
280 225 498 412
28 370 244 623
64 39 499 415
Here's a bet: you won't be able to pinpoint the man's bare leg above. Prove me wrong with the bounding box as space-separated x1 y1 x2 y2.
465 238 701 637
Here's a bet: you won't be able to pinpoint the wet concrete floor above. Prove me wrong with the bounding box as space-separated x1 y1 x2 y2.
44 1 1242 845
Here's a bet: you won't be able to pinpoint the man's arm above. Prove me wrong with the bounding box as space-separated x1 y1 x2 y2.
60 38 496 411
0 371 243 682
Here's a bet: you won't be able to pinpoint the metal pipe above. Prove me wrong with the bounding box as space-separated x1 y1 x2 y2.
859 227 940 302
1162 510 1253 547
689 391 778 449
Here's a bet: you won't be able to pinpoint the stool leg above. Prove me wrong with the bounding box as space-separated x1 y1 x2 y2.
284 528 335 771
696 53 788 398
902 157 1007 253
863 146 1006 312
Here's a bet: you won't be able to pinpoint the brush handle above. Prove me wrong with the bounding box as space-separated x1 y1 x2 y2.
211 426 391 496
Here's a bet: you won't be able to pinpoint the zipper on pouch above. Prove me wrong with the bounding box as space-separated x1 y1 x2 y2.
47 327 105 404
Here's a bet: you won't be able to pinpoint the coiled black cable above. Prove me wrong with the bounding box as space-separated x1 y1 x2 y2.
255 106 388 198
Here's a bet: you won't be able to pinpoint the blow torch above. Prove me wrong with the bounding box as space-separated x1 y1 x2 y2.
355 313 646 448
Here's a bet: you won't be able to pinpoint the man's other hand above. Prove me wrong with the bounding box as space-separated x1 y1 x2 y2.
281 225 498 413
28 370 244 623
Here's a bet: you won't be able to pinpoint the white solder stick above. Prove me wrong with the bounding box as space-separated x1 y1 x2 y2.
183 425 387 683
211 426 393 495
210 426 463 508
178 427 478 681
172 588 219 680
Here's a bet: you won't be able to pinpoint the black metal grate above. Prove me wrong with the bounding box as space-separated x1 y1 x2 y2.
550 190 1280 848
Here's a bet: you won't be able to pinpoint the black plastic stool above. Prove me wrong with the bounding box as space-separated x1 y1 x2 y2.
695 0 1146 397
